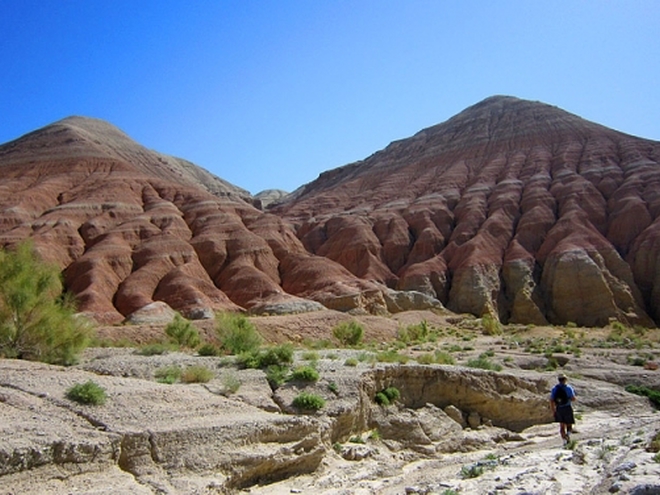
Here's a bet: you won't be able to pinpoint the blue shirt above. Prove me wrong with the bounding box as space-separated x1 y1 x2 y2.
551 383 575 407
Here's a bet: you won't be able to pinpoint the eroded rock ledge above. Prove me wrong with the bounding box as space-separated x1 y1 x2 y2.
0 352 654 493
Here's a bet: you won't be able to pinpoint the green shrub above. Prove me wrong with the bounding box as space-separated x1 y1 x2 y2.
216 312 262 355
197 343 220 356
416 353 435 364
460 464 484 479
332 320 364 347
266 365 289 389
66 380 107 405
467 353 502 371
0 241 93 365
327 381 339 394
181 365 214 383
625 384 660 408
165 314 200 348
238 344 294 369
136 343 171 356
344 357 358 367
480 314 502 335
302 351 320 361
292 392 325 411
434 350 455 365
222 373 241 393
397 320 432 344
376 350 409 364
375 386 400 406
289 365 320 382
154 365 182 384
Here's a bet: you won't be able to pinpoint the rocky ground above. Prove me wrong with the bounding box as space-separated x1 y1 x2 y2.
1 310 660 494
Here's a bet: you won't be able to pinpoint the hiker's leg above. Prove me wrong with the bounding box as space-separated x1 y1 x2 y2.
559 423 567 439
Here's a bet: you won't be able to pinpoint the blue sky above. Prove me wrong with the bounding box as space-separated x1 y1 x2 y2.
1 1 658 194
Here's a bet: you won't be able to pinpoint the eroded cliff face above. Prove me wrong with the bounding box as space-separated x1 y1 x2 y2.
1 97 659 326
273 96 660 326
0 117 388 323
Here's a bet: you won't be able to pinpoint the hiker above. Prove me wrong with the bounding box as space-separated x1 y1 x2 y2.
550 373 576 444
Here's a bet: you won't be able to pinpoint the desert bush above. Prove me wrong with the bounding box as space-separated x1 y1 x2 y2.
165 313 200 348
625 384 660 408
344 357 358 367
327 381 339 394
0 241 93 365
467 353 502 371
222 372 241 393
480 314 502 335
181 365 214 383
136 343 170 356
154 365 182 384
197 343 220 356
332 320 364 347
66 380 107 405
239 344 294 369
292 392 325 411
434 350 455 364
416 353 435 365
460 464 484 479
397 320 432 344
376 350 409 364
375 386 400 405
302 350 320 361
216 312 262 355
266 365 289 389
289 365 320 382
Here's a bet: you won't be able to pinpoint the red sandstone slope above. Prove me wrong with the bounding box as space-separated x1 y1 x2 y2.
272 96 660 326
0 117 382 323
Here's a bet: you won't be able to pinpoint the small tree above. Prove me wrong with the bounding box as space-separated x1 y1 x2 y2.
216 312 262 355
165 313 200 348
0 241 92 365
332 320 364 347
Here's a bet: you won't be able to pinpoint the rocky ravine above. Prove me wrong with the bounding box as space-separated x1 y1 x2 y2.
2 317 660 495
1 96 660 328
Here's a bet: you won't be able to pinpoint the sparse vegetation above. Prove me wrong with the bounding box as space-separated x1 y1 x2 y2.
327 381 339 394
222 372 241 393
238 343 294 369
467 353 502 371
289 365 320 382
165 313 200 348
181 365 214 383
266 365 289 389
376 349 409 364
292 392 325 411
374 386 400 406
480 314 502 335
344 357 358 367
397 320 435 344
66 380 107 405
136 343 171 356
216 312 262 355
197 343 220 356
302 350 320 361
0 241 93 365
155 365 182 384
332 320 364 347
625 384 660 408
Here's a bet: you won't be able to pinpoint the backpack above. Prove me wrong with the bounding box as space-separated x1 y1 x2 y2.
554 384 568 405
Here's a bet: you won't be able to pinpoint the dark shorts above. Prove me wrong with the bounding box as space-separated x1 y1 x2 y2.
554 406 574 425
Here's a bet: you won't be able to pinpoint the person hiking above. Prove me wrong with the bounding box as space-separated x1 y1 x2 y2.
550 373 576 444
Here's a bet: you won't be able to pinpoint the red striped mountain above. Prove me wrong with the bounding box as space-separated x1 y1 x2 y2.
0 117 383 324
1 96 659 327
272 96 660 327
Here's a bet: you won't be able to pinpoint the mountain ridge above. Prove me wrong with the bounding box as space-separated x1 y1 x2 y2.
1 95 659 327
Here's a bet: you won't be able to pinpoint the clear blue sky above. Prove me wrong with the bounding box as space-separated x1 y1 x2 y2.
1 1 658 194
